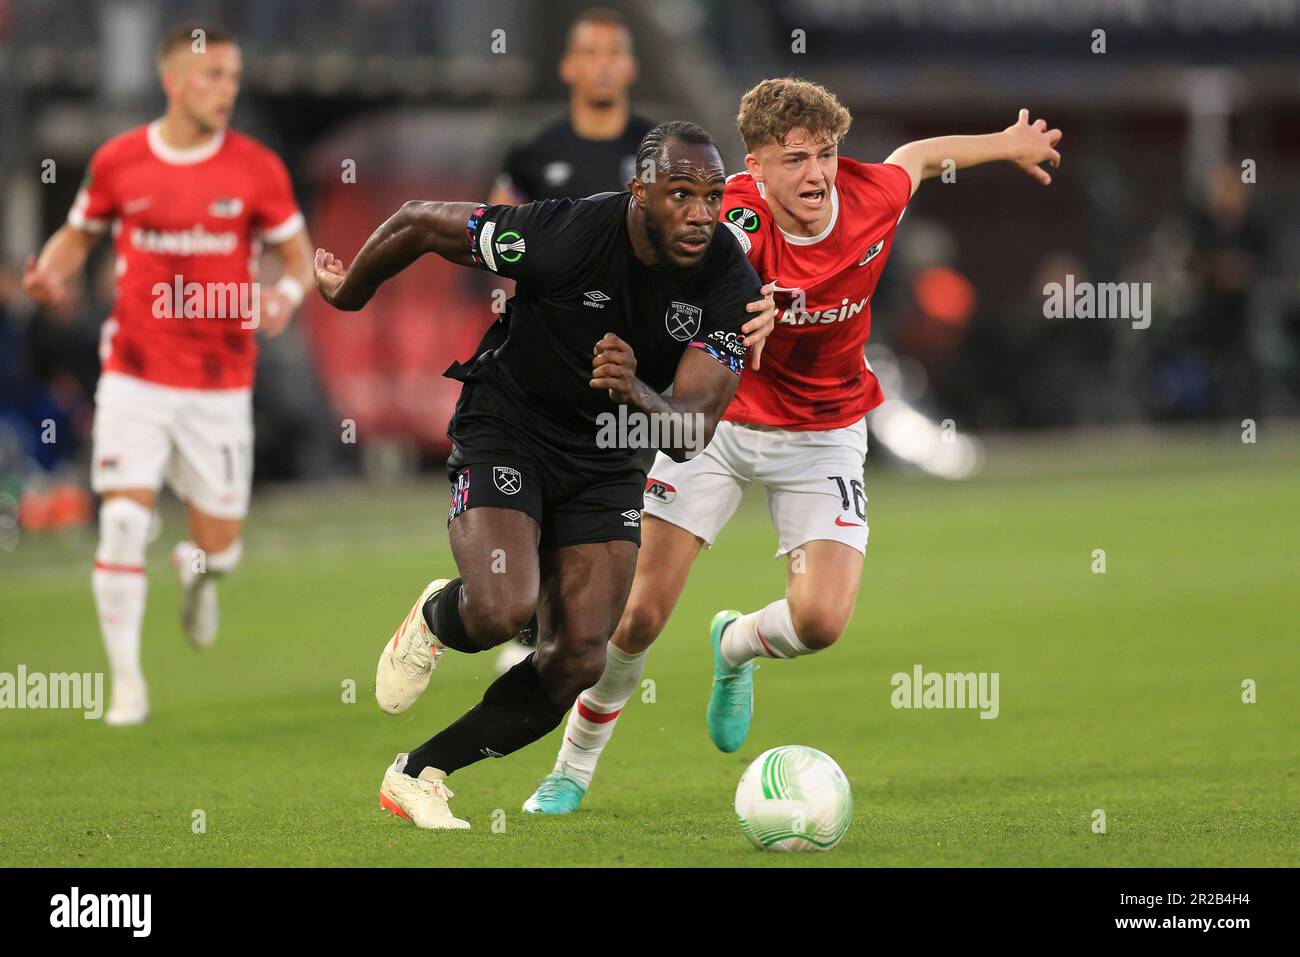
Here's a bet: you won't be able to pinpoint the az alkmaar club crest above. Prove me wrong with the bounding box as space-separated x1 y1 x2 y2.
858 238 885 266
665 301 702 341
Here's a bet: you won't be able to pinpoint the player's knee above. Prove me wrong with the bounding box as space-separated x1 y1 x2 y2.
96 497 152 565
614 597 670 653
469 596 536 648
565 639 610 700
791 606 850 651
535 632 608 704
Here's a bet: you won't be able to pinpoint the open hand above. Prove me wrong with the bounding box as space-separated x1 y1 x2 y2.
1004 109 1062 185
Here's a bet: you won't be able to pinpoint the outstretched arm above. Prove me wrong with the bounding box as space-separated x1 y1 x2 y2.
22 226 100 307
314 199 481 311
885 109 1062 197
590 334 740 463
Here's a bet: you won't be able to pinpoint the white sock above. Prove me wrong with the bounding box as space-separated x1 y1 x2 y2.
554 642 648 787
93 498 152 694
177 538 242 578
203 539 242 575
720 599 812 666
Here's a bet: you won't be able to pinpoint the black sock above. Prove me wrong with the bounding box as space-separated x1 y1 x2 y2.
423 578 479 654
403 656 567 777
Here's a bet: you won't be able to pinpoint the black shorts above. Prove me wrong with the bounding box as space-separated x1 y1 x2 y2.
445 386 645 550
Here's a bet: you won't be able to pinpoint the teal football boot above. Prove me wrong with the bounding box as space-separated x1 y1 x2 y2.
707 610 755 753
522 769 587 815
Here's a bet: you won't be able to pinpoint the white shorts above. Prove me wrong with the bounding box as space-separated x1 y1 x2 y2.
90 372 254 520
642 418 869 557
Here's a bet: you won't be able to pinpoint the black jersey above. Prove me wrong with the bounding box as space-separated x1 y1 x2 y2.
447 192 760 475
498 116 654 202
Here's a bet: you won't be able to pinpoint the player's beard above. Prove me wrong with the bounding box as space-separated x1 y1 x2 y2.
644 210 702 274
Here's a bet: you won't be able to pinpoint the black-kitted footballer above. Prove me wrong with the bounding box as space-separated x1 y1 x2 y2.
314 121 776 826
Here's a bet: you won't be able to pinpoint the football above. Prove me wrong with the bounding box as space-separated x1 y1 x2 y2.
735 745 853 852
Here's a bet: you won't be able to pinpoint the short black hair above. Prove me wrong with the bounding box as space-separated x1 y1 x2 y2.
158 23 238 63
565 7 632 52
635 121 718 182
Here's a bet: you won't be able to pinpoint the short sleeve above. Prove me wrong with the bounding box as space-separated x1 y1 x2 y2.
692 235 761 376
253 150 304 244
465 199 583 291
67 146 116 234
874 162 914 225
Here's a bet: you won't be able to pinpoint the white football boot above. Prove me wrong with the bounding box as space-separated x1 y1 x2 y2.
376 579 450 714
172 541 218 650
104 678 149 726
379 754 470 830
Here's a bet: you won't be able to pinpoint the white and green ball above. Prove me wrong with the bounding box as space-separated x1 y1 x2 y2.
735 746 853 852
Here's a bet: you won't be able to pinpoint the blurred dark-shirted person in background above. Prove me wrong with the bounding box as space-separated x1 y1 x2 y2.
1185 162 1266 418
488 7 651 206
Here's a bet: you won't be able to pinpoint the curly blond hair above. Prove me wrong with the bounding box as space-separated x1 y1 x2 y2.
736 77 851 153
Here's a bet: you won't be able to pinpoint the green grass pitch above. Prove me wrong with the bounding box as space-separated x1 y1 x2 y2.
2 428 1296 866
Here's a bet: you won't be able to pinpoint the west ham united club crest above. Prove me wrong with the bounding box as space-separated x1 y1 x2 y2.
493 466 522 495
664 301 702 341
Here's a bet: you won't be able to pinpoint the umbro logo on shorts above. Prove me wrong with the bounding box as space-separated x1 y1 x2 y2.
493 466 522 495
583 290 610 308
621 509 641 527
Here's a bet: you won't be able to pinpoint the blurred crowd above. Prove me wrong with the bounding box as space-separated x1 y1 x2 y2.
3 0 1299 534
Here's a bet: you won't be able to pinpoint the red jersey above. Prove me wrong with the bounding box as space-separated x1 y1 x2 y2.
720 157 912 429
68 122 303 390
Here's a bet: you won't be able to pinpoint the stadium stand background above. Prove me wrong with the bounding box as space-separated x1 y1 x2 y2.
2 0 1298 527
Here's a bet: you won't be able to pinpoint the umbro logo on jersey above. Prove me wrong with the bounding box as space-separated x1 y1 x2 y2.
493 466 522 495
583 290 611 308
858 238 885 266
209 197 244 218
621 509 641 527
123 197 153 215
